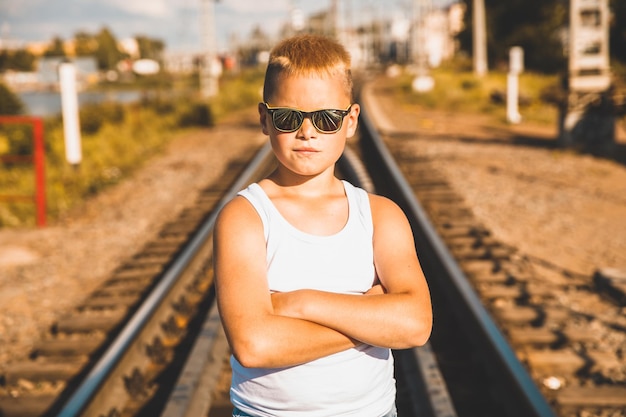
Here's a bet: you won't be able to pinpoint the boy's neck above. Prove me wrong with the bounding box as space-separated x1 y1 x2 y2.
260 170 349 236
263 169 343 198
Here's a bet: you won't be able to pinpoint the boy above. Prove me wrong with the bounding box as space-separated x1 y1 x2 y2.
213 34 432 417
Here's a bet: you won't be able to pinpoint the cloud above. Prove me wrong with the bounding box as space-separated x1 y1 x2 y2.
106 0 172 18
2 0 457 53
0 0 42 17
224 0 292 14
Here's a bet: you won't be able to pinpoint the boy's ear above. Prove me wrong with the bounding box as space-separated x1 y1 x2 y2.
345 103 360 138
258 102 270 135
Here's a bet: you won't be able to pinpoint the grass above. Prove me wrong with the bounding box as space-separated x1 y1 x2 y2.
3 63 621 227
209 69 265 120
0 67 266 227
390 64 563 126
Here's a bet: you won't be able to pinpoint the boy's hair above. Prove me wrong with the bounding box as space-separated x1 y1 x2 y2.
262 34 353 103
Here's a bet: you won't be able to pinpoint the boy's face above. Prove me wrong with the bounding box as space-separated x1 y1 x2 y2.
259 72 360 178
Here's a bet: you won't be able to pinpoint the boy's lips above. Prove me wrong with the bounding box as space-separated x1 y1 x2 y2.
294 147 319 153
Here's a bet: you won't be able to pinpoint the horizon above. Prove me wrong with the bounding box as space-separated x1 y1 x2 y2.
0 0 457 54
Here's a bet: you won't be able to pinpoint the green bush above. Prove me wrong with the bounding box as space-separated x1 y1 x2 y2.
177 101 214 127
1 124 32 156
208 68 264 119
0 83 31 167
79 102 126 134
0 67 266 227
142 95 176 115
0 82 24 115
393 64 560 125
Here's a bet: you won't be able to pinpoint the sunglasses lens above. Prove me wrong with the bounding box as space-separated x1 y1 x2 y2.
266 104 350 133
312 110 345 133
272 108 303 132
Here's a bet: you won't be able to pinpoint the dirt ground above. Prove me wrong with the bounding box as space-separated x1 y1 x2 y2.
361 76 626 278
1 76 625 375
0 107 266 367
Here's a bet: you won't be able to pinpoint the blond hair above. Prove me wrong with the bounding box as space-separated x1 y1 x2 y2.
262 34 353 102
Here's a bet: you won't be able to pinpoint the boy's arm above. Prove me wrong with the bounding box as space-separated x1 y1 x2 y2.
271 194 433 349
213 196 358 369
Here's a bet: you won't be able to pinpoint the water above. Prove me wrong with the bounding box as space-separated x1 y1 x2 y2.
18 90 144 117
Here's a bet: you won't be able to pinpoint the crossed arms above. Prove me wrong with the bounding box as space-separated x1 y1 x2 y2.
213 193 432 369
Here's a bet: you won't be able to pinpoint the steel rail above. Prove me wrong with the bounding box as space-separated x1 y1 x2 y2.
53 93 555 417
159 141 458 417
358 101 557 417
55 141 274 417
340 144 458 417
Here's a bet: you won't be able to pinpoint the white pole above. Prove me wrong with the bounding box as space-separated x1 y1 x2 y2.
506 73 521 124
59 62 82 165
506 46 524 123
507 46 523 124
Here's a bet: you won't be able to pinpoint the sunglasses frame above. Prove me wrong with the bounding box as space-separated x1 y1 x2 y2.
262 102 353 134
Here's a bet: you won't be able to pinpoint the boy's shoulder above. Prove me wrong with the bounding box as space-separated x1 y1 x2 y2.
368 193 406 222
339 180 399 213
216 192 260 227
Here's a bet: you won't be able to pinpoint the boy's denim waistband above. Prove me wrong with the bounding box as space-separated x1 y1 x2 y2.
232 404 397 417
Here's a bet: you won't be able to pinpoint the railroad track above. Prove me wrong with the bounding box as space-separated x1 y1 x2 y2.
358 82 626 417
0 140 266 417
0 120 455 417
0 129 451 416
1 79 624 417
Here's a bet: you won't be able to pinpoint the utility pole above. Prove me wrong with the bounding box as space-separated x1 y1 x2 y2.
288 0 305 34
411 0 432 65
330 0 339 38
200 0 220 98
411 0 434 92
472 0 487 76
340 0 353 52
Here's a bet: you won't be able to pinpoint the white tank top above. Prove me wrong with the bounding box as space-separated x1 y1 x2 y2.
230 180 396 417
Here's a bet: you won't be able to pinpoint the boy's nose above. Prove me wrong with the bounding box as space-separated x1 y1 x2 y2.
297 116 317 138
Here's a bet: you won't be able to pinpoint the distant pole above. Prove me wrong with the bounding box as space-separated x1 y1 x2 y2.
411 0 435 93
411 0 427 66
200 0 219 98
59 62 82 165
330 0 339 37
473 0 487 76
339 0 352 50
507 46 523 124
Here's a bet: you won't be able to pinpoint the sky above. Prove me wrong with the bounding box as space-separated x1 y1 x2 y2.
0 0 455 55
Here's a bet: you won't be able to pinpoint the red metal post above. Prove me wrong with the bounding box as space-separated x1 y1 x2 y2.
0 115 47 227
32 118 46 227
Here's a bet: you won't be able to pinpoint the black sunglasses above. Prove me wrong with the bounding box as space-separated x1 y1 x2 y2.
262 102 352 133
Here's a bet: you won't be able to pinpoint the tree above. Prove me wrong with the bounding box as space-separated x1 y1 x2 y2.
487 0 567 73
458 0 567 73
0 82 24 115
135 35 165 61
43 36 66 57
12 50 36 71
457 0 626 74
74 31 98 57
0 49 36 72
94 27 126 71
609 0 626 64
237 25 272 67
